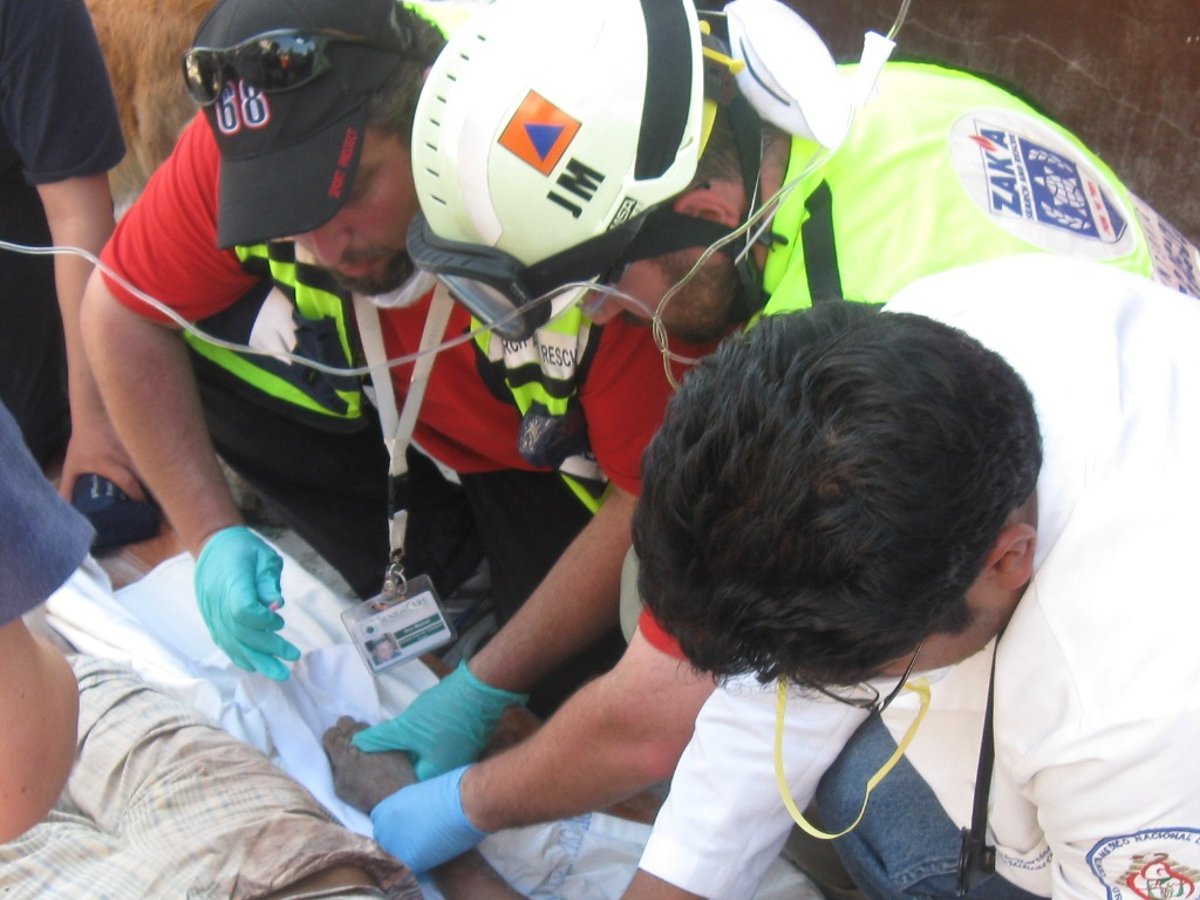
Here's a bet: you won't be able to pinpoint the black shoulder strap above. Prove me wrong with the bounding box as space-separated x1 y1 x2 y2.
801 180 844 304
957 638 1000 896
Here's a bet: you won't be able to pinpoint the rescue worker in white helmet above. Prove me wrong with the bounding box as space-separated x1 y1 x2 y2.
343 0 1200 883
83 0 728 733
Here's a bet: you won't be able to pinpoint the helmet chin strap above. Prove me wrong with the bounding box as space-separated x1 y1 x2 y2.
618 207 732 264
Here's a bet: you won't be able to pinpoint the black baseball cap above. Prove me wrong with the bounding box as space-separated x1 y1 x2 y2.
191 0 414 247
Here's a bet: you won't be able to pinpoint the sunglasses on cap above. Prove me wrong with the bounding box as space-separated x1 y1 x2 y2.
405 213 649 343
182 29 400 106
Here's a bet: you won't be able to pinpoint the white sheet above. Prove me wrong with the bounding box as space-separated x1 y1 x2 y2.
45 544 818 899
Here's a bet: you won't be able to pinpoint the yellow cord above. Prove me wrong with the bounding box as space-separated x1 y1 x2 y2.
774 677 931 839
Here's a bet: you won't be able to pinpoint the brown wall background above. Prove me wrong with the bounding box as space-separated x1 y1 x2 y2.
91 0 1200 246
779 0 1200 245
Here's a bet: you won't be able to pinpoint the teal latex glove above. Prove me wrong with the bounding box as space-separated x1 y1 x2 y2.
371 765 486 872
194 525 300 681
352 660 527 780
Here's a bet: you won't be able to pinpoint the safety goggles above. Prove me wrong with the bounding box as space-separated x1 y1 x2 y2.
809 639 925 714
406 213 649 342
182 29 397 106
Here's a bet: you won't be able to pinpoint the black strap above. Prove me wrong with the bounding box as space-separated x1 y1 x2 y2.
621 207 734 263
636 0 694 179
957 639 1000 896
801 180 844 304
725 92 770 324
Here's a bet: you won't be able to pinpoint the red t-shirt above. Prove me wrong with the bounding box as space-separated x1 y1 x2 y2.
100 113 713 495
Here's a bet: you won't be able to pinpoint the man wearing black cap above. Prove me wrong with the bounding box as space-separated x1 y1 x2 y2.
186 0 425 253
82 0 449 675
80 0 704 730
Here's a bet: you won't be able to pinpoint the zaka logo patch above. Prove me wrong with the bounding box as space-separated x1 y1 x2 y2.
499 91 581 176
950 109 1136 261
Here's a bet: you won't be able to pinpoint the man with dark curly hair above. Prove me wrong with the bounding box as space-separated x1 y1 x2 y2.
636 301 1041 689
630 255 1200 898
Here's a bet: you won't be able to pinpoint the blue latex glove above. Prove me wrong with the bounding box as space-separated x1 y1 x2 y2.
352 660 527 780
371 765 487 872
194 526 300 681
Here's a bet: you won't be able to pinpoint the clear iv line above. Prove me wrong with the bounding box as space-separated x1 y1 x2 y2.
0 237 598 376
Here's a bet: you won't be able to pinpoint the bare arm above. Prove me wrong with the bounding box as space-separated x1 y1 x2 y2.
80 270 241 555
468 485 638 693
34 175 139 499
462 630 715 830
623 870 705 900
267 855 523 900
431 853 525 899
0 617 78 841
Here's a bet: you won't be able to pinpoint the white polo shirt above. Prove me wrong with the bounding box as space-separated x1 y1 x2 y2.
640 256 1200 899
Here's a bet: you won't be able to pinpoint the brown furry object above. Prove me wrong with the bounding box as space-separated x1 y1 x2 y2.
85 0 218 206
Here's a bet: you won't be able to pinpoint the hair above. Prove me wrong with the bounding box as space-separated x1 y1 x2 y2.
363 5 445 140
690 105 788 194
633 302 1042 686
694 104 743 186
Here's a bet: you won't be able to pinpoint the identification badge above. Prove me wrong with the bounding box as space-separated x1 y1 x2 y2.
341 574 455 676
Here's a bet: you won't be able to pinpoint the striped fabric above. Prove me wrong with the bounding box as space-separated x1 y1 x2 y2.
0 657 422 899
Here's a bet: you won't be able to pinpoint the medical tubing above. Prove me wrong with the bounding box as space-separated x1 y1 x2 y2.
0 238 584 378
8 5 904 389
1 119 841 393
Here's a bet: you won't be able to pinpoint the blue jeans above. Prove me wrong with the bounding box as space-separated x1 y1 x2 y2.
0 400 93 619
815 716 1045 899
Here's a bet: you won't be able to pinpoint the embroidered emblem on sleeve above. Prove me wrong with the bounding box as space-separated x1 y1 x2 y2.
1089 829 1200 899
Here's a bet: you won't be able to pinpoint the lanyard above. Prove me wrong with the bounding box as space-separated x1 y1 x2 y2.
353 282 454 593
774 677 931 839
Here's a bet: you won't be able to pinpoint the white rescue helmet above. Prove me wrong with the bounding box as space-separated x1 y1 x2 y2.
407 0 707 339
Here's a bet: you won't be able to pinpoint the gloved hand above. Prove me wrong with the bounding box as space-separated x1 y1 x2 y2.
351 660 527 780
194 526 301 681
371 765 487 872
